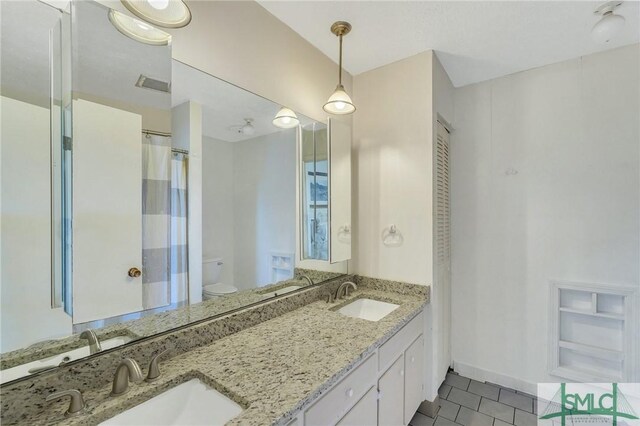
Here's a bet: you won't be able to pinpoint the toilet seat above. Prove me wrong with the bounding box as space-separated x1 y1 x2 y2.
203 283 237 296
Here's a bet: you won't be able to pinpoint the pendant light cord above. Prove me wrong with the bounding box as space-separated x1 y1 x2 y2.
338 34 343 86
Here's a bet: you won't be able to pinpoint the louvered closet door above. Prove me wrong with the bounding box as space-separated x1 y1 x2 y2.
436 121 451 370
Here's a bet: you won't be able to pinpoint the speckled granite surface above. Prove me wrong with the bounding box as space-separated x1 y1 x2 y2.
0 275 352 424
21 283 428 426
0 271 340 376
355 275 430 297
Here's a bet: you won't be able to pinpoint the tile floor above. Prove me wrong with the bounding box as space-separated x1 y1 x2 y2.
411 372 538 426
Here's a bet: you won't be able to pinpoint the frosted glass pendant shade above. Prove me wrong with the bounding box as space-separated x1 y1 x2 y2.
121 0 191 28
592 12 625 43
108 10 171 46
272 107 300 129
323 84 356 115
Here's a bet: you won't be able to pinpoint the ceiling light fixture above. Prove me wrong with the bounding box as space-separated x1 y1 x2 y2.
323 21 355 115
121 0 191 28
239 119 255 136
592 1 625 44
108 10 171 46
272 107 300 129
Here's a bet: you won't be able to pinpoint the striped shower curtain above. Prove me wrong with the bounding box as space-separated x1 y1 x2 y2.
142 134 171 309
170 152 188 305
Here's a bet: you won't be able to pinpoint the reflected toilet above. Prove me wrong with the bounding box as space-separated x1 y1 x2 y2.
202 258 238 301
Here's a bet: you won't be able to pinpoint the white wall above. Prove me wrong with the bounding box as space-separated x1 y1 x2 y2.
233 131 297 289
1 96 72 351
201 131 297 291
352 52 434 285
202 137 235 286
172 101 203 304
451 44 640 393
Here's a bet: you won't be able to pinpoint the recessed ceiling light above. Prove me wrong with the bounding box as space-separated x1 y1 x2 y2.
108 10 171 46
147 0 169 10
121 0 191 28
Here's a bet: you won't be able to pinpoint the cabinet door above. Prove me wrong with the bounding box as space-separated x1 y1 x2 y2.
404 335 424 424
337 386 377 426
378 354 405 426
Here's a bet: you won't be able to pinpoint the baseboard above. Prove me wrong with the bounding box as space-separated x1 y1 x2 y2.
452 361 538 396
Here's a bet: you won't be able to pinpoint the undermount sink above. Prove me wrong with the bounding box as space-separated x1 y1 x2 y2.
338 298 400 322
100 378 243 426
260 285 301 299
0 335 133 384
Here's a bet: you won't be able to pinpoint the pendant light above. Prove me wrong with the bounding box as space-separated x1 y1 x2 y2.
592 1 625 44
121 0 191 28
272 107 300 129
323 21 355 115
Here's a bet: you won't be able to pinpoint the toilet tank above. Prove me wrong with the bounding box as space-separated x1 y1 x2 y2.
202 258 223 284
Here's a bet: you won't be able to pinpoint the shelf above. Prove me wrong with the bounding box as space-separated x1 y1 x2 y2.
559 307 624 321
558 340 624 362
552 366 623 383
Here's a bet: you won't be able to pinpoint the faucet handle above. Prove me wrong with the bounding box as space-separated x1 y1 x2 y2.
325 292 335 303
46 389 86 417
145 349 169 382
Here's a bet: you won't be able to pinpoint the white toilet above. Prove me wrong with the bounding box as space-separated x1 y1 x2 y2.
202 258 238 301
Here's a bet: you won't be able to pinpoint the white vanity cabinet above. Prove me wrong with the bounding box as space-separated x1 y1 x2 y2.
378 354 405 425
302 312 424 426
337 387 378 426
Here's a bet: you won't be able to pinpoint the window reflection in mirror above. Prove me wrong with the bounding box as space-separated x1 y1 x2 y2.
301 123 329 260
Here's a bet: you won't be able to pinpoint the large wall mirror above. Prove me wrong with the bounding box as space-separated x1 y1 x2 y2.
0 0 350 385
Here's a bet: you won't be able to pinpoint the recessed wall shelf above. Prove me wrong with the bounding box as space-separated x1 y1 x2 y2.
549 280 638 383
270 252 294 283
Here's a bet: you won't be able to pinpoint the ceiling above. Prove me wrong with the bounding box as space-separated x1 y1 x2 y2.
258 1 640 87
1 0 170 110
172 60 315 142
0 1 61 107
74 0 171 110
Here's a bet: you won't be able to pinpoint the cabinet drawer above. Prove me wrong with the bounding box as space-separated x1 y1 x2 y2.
305 355 377 426
337 386 377 426
379 312 423 371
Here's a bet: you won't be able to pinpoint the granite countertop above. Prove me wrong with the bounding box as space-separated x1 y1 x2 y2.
37 284 428 426
0 270 340 372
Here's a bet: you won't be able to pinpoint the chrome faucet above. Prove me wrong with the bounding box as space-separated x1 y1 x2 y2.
111 358 144 396
45 389 86 417
145 349 169 382
299 275 314 286
79 329 102 354
335 281 357 300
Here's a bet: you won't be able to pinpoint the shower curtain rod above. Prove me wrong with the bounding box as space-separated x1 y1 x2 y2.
142 129 189 155
142 129 171 137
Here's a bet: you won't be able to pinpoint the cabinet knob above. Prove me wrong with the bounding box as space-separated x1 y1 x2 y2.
128 267 142 278
411 356 415 363
400 369 405 376
346 388 354 398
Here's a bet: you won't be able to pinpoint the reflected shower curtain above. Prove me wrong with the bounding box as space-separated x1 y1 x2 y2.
170 152 188 305
142 134 171 309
